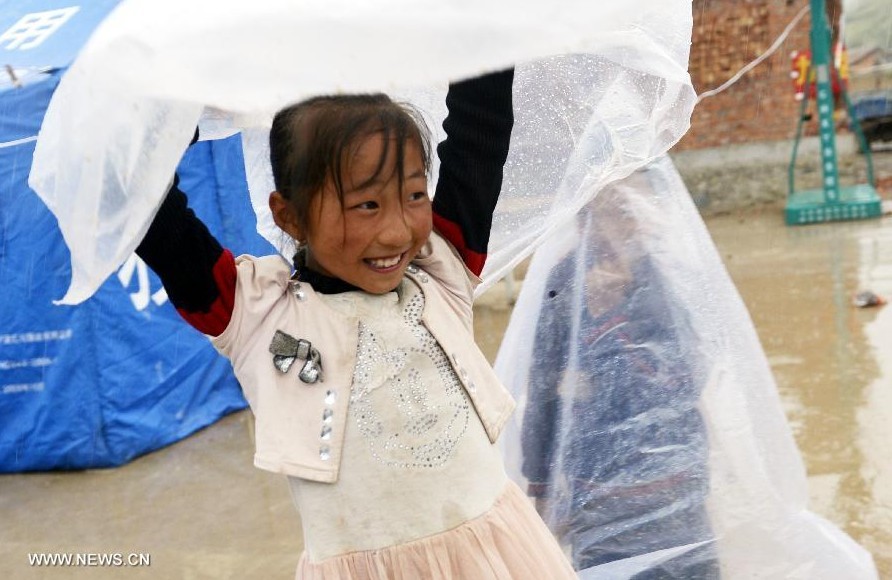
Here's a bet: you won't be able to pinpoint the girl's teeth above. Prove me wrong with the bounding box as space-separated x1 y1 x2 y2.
369 255 400 268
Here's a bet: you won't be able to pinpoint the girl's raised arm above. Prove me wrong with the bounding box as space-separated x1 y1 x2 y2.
433 68 514 277
136 171 236 337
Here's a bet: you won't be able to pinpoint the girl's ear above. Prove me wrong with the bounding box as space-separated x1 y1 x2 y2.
269 191 304 242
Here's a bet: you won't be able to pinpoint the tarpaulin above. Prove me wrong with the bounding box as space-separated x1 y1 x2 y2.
1 59 269 470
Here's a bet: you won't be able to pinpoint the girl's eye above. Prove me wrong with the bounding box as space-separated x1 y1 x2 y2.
408 191 428 202
353 200 379 210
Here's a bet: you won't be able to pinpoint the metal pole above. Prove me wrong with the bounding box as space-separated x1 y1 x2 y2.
810 0 840 203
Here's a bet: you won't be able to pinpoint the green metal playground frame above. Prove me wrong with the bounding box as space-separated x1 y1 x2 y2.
786 0 881 225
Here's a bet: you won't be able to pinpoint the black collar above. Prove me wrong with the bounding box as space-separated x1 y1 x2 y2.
292 249 360 294
293 249 403 295
296 266 361 294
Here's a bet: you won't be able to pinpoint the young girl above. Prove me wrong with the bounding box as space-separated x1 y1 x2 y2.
136 69 577 578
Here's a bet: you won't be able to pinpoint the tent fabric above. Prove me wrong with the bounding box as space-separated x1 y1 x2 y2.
0 70 271 471
496 156 878 578
0 0 122 85
1 0 273 472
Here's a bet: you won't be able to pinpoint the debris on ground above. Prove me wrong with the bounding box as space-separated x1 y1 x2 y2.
853 290 887 308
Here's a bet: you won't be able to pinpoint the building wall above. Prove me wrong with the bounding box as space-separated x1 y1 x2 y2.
677 0 842 150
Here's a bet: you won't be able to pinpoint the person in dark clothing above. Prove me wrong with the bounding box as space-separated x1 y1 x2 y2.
521 190 720 578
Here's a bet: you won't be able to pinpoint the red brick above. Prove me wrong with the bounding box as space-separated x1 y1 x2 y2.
677 0 842 150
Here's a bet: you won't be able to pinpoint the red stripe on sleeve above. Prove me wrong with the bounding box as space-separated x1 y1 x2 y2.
177 249 236 336
433 213 487 276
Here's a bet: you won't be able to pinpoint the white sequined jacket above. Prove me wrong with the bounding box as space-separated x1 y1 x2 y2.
212 232 516 483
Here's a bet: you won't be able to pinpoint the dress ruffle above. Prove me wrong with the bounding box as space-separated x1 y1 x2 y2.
295 480 576 579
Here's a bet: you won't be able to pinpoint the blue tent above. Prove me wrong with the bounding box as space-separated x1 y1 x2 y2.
0 1 270 471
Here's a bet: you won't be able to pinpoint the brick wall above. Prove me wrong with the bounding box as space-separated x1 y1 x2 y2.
676 0 842 150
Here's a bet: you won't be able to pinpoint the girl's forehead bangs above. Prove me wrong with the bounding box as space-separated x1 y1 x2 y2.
341 118 429 174
284 100 431 194
397 105 433 170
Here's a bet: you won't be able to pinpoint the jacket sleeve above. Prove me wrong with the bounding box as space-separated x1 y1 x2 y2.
135 175 236 337
433 67 514 277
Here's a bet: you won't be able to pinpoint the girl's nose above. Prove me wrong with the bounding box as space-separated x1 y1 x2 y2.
378 207 413 247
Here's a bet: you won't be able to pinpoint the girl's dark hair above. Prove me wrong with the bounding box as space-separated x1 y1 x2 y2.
269 94 433 232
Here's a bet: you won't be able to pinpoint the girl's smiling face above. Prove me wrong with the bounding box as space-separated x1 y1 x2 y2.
302 133 432 294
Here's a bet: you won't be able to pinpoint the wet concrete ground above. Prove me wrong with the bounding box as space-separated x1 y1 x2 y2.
3 185 892 578
0 411 302 579
706 205 892 578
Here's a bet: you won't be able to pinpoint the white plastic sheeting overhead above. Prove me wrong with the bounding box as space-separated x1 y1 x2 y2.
29 0 694 303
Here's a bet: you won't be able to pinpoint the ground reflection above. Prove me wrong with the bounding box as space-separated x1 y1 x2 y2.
706 209 892 576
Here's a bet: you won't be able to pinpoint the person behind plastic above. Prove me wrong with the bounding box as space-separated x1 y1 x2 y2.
521 176 719 577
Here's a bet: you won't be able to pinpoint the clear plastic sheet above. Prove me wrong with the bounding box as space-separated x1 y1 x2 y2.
28 0 694 303
495 156 878 579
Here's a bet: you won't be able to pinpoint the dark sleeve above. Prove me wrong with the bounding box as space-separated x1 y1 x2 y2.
135 175 236 337
433 67 514 276
521 261 572 495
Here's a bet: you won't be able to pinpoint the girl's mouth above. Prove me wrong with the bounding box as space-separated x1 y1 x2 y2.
365 253 404 271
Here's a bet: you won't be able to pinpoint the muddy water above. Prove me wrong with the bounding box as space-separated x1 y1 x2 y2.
705 209 892 577
0 411 303 579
